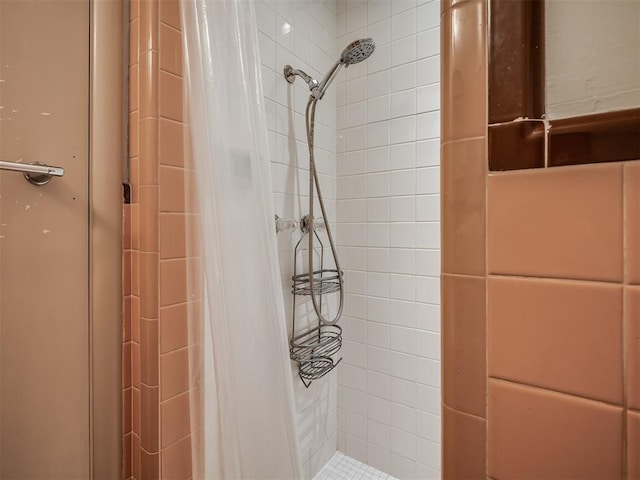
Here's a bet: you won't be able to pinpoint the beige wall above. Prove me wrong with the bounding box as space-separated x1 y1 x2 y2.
0 1 90 477
546 0 640 119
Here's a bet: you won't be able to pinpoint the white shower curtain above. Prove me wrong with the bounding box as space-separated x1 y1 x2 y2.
180 0 303 478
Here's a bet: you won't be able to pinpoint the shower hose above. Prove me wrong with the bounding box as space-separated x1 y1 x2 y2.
305 96 344 326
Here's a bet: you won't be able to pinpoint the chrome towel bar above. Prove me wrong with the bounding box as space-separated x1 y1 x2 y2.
0 160 64 185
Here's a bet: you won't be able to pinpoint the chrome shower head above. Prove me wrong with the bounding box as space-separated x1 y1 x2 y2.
340 38 376 65
283 38 376 100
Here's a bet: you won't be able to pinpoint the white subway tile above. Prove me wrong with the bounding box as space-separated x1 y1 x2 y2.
390 116 416 144
367 172 390 198
391 429 417 461
390 223 416 249
367 395 391 424
416 437 441 471
367 95 390 123
346 76 369 104
368 371 391 399
416 384 440 415
416 410 441 442
346 434 368 464
390 89 417 118
391 9 416 41
367 222 390 248
368 444 392 474
345 410 368 440
416 462 441 479
390 142 416 170
416 2 440 32
345 100 368 127
368 419 391 450
392 402 417 434
344 150 368 175
346 3 368 32
391 376 417 407
415 275 440 304
340 385 368 413
344 339 368 368
390 196 416 222
367 197 390 221
417 83 440 113
390 169 416 195
390 453 417 479
367 296 390 323
416 111 440 140
415 357 440 388
367 346 391 374
416 222 440 249
416 329 441 360
390 325 417 355
345 125 368 151
368 0 391 24
416 138 440 167
389 299 416 328
390 351 416 381
368 18 391 47
367 146 390 173
391 62 417 92
416 302 440 333
367 42 391 73
343 316 368 343
367 70 391 98
367 120 391 148
367 247 391 272
368 320 390 348
416 194 440 221
417 56 440 86
390 0 416 15
390 248 415 275
368 272 390 298
417 27 440 59
415 249 440 277
391 35 417 66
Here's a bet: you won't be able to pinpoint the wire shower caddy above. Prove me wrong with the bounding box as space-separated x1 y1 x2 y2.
290 229 343 388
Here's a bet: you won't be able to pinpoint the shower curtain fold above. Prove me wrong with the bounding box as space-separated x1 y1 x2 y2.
180 0 303 478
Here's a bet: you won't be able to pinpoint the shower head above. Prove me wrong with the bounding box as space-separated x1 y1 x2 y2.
283 38 376 100
340 38 376 65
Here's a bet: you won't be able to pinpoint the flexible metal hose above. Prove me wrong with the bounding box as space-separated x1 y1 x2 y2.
305 97 344 326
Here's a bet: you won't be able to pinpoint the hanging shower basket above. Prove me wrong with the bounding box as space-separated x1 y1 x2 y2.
290 230 343 388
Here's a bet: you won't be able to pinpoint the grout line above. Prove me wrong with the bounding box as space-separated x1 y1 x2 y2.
489 377 625 410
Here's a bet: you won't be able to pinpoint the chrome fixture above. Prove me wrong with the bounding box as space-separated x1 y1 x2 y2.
284 39 376 387
275 215 299 234
0 159 64 186
284 38 376 100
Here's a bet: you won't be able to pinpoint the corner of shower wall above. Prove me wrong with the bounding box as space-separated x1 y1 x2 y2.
257 0 340 478
124 0 199 478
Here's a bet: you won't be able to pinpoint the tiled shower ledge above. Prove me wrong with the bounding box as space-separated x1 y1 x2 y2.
314 452 397 480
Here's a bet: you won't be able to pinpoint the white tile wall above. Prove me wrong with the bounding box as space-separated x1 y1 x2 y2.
335 0 441 479
262 1 440 478
259 1 340 478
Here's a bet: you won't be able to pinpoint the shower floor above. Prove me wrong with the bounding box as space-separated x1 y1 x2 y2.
314 452 397 480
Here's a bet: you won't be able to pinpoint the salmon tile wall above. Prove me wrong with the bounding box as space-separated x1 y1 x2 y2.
442 0 640 476
124 0 196 478
440 0 487 477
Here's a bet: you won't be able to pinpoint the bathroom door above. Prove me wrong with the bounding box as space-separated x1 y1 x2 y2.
0 0 91 478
